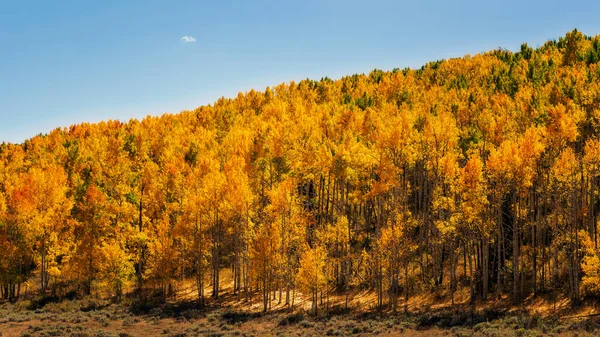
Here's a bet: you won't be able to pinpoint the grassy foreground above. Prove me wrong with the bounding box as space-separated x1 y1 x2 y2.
2 272 599 336
1 296 600 337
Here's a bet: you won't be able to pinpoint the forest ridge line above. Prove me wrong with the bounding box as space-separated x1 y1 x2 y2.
2 30 600 314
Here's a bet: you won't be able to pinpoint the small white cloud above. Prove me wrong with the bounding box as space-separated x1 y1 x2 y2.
180 36 196 43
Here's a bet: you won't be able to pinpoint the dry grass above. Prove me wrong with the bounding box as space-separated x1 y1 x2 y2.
2 299 600 337
2 269 600 336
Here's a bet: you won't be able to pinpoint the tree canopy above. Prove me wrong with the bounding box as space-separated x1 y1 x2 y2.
2 30 600 311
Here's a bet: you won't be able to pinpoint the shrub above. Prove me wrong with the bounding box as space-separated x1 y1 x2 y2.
221 310 251 324
278 313 304 326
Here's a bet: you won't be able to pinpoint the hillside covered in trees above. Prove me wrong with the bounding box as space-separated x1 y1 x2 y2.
3 30 600 314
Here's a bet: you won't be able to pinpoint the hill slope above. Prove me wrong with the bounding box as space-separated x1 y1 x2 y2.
2 30 600 315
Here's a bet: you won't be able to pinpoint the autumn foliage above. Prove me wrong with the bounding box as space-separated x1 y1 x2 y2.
2 30 600 312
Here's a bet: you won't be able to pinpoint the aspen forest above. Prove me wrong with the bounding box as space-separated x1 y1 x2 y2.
4 30 600 318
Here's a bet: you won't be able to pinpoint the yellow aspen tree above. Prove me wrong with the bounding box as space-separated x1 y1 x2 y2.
297 245 327 315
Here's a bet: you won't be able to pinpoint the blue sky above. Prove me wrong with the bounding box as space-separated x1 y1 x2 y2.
1 0 599 144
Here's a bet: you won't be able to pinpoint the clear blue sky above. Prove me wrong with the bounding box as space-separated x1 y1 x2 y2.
1 0 599 144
